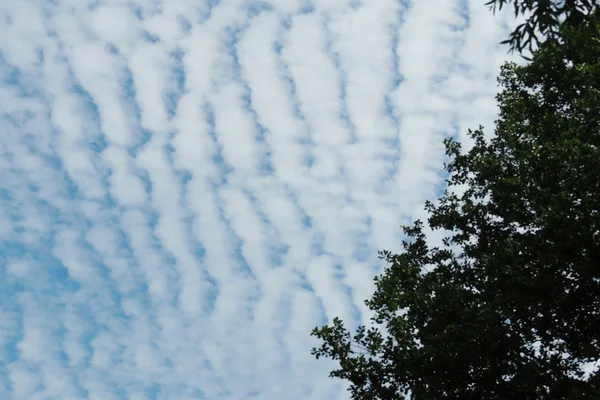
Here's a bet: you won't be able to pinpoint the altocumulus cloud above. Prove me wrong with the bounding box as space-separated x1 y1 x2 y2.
0 0 522 399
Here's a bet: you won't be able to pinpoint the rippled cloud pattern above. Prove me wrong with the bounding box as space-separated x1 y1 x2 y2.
0 0 520 399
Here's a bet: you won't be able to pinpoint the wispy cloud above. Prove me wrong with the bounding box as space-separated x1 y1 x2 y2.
0 0 521 398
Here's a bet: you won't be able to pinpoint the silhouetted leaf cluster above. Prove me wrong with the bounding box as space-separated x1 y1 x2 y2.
487 0 598 56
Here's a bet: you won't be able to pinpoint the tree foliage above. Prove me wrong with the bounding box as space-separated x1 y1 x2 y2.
486 0 599 55
311 10 600 400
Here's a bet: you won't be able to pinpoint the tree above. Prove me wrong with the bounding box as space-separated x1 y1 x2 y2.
486 0 599 55
311 10 600 400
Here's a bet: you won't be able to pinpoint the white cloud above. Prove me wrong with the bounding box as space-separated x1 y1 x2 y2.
0 0 529 398
127 41 174 133
86 3 143 54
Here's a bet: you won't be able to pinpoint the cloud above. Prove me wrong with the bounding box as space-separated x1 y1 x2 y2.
0 0 522 398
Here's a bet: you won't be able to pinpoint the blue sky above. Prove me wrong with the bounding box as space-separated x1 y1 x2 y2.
0 0 522 399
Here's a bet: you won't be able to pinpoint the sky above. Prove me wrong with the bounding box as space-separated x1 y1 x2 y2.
0 0 523 399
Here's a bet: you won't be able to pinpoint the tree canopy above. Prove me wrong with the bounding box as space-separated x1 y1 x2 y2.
311 9 600 400
487 0 599 55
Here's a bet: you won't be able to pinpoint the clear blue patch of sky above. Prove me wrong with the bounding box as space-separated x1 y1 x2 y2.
143 31 161 44
167 141 219 313
179 16 192 34
216 200 260 282
0 280 22 367
332 262 363 327
74 305 106 367
310 233 325 257
242 189 289 268
454 0 471 31
133 160 153 196
272 24 314 169
0 245 83 381
9 228 80 294
166 49 185 121
299 0 315 14
198 0 222 24
222 22 275 176
0 366 11 394
382 12 403 185
71 82 102 126
352 230 373 263
83 222 151 315
432 121 460 200
320 15 358 145
143 384 161 400
204 102 233 185
237 89 275 176
119 61 150 156
142 213 183 305
0 55 44 98
281 184 314 231
244 1 274 18
68 80 112 183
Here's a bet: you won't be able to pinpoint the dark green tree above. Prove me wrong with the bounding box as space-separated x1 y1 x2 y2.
486 0 599 55
311 11 600 400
